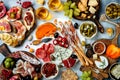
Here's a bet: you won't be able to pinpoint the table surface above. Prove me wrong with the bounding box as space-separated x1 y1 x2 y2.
0 0 120 80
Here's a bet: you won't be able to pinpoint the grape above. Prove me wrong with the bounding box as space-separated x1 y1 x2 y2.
63 0 81 19
70 2 76 9
74 11 79 16
65 10 70 16
87 71 91 76
80 71 93 80
63 5 69 11
86 77 91 80
69 9 73 19
64 2 70 7
74 8 81 13
67 1 72 6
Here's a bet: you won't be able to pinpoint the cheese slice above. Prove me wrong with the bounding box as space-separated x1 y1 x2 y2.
95 56 108 69
51 46 73 64
88 0 98 7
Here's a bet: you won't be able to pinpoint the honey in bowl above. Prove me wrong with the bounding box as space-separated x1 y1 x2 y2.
48 0 63 11
93 41 106 55
36 7 52 20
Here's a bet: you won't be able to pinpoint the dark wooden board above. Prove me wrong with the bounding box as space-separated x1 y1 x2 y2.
69 0 104 33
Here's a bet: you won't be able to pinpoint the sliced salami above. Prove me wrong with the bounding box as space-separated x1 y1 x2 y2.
36 48 46 59
47 44 54 54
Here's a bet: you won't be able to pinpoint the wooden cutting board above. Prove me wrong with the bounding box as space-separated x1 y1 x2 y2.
80 23 120 80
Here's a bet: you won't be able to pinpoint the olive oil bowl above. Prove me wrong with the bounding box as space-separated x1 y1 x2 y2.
105 2 120 20
79 21 97 39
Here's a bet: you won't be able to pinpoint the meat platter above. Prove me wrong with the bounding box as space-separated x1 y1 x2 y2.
0 0 120 80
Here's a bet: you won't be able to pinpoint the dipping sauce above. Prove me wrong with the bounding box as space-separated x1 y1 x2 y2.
93 41 106 55
41 62 58 78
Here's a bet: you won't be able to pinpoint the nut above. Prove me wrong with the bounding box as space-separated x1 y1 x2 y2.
32 40 40 45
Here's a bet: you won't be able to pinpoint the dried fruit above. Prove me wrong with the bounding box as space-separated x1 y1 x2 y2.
32 40 40 45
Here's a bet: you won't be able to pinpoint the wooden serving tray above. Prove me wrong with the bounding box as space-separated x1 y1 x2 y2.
80 23 120 80
69 0 104 33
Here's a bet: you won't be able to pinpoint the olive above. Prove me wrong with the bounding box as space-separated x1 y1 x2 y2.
74 23 79 29
85 44 92 49
25 75 31 80
54 32 59 38
70 54 78 59
35 67 41 73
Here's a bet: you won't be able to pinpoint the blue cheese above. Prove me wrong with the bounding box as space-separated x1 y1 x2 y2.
51 46 73 63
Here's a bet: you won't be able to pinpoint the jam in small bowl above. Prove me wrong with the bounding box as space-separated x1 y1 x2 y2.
93 41 106 55
41 62 59 79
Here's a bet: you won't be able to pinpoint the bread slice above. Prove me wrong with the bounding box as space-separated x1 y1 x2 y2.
22 7 35 31
6 6 21 21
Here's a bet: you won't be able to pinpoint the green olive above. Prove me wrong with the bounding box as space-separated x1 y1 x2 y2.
5 57 13 62
10 61 15 67
5 62 11 68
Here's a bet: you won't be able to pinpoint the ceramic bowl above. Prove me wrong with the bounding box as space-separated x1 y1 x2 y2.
41 62 59 79
109 62 120 80
105 2 120 20
79 21 97 39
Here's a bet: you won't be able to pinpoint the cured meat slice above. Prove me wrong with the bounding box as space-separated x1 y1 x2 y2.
36 48 46 59
11 20 26 40
22 7 35 30
6 6 21 21
36 44 55 62
0 20 11 32
19 51 41 65
42 44 49 51
0 2 6 18
43 55 51 62
24 61 34 75
62 57 76 68
47 44 54 54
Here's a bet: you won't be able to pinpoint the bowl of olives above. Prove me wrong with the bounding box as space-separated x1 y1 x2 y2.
80 21 97 39
105 2 120 20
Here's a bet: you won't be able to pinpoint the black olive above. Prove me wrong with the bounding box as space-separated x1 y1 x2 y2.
85 44 92 49
25 75 31 80
51 55 56 61
86 49 94 58
70 54 78 59
54 32 59 38
74 23 79 29
35 67 41 73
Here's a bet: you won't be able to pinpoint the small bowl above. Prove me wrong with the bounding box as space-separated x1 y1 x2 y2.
109 62 120 80
41 62 59 79
93 41 106 55
79 21 97 39
105 2 120 20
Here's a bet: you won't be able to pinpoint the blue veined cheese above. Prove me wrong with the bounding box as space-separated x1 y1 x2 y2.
51 46 73 64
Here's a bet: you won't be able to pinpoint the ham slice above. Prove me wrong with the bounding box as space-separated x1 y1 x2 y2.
0 2 6 18
0 20 11 32
22 7 35 30
11 20 26 40
6 6 21 21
